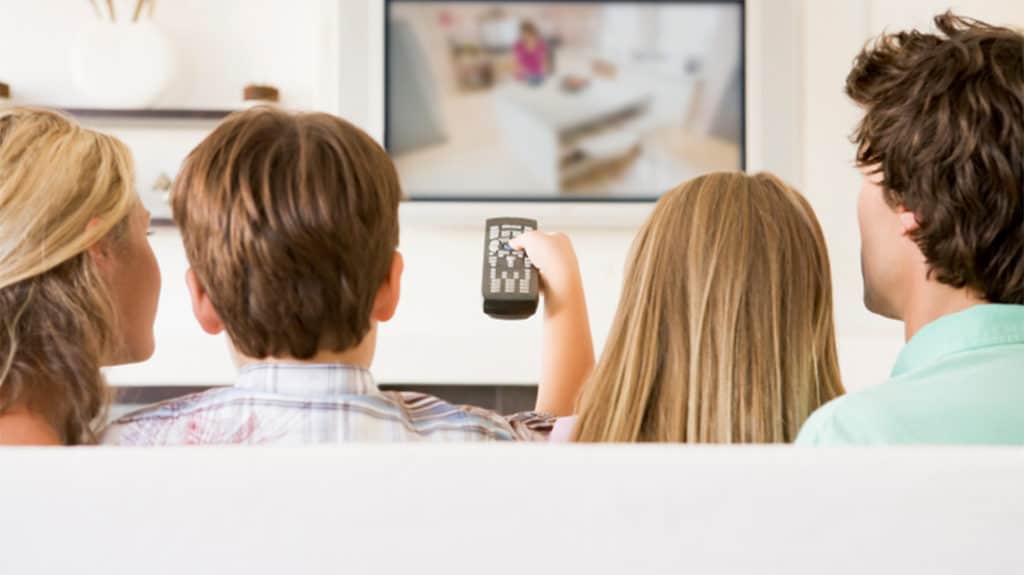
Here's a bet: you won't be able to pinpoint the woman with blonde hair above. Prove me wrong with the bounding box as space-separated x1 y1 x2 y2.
0 108 161 445
518 172 843 443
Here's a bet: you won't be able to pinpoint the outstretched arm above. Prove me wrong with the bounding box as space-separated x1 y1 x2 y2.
510 231 595 416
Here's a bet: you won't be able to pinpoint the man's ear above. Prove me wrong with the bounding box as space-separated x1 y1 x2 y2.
897 208 921 236
185 268 225 335
371 252 404 323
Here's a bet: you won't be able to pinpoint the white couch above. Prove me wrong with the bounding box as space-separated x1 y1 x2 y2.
0 445 1020 574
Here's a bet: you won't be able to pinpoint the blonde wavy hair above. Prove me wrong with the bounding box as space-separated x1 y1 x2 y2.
0 108 136 444
573 172 844 443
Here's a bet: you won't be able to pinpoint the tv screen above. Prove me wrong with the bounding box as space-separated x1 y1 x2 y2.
387 0 744 201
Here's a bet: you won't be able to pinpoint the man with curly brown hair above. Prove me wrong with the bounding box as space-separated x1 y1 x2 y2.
798 12 1024 445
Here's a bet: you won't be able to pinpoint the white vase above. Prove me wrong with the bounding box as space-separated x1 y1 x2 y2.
70 20 174 108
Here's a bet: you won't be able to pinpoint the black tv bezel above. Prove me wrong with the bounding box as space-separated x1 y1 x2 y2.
384 0 747 203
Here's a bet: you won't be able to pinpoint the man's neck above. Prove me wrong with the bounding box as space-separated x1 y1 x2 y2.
233 327 378 369
902 279 987 342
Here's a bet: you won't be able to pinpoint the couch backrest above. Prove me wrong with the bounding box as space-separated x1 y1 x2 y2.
0 445 1021 574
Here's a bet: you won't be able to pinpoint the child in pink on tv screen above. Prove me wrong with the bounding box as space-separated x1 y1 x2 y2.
515 20 547 85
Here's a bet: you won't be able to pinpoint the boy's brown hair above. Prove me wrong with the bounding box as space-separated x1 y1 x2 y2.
847 12 1024 303
172 108 402 359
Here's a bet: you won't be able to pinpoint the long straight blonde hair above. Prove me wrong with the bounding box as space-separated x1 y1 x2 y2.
0 108 136 444
573 172 843 443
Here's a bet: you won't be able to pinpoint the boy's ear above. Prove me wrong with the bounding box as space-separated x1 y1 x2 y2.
371 252 404 323
185 268 225 335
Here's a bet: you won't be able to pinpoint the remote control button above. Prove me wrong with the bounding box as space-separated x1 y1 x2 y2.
524 257 533 267
488 257 497 266
489 226 499 239
490 281 500 293
523 226 533 232
506 257 516 268
505 279 515 293
501 271 508 279
512 271 520 280
489 269 496 279
519 280 529 293
488 240 499 254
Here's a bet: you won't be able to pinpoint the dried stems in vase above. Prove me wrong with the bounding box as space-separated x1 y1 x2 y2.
87 0 157 22
131 0 153 22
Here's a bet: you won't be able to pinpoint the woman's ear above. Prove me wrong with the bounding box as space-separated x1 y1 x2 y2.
87 240 113 274
185 268 225 335
371 252 404 323
86 218 115 277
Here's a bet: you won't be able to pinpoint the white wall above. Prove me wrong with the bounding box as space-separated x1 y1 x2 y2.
4 0 1016 390
871 0 1023 30
798 0 1024 389
0 0 323 109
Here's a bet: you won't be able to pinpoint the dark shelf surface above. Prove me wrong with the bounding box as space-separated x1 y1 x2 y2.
62 108 237 120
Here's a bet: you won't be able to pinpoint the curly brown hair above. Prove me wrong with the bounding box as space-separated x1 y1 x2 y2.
847 12 1024 303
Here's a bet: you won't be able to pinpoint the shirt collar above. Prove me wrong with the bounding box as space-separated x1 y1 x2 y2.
891 304 1024 377
235 362 380 398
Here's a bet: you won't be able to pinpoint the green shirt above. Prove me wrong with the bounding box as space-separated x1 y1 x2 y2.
797 304 1024 445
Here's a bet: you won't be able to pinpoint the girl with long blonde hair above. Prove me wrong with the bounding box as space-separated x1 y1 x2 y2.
0 108 161 445
518 172 844 443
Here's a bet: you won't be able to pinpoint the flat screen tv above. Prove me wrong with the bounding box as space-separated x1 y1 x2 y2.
386 0 745 201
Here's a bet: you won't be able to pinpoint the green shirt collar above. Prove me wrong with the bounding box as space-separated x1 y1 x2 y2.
891 304 1024 378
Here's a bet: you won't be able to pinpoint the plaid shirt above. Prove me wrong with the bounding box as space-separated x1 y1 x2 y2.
102 363 554 445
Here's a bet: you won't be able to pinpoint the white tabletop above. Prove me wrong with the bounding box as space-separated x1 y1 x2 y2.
494 76 652 133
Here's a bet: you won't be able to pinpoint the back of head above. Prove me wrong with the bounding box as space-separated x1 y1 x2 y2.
847 12 1024 303
573 172 843 443
0 108 136 444
172 107 402 359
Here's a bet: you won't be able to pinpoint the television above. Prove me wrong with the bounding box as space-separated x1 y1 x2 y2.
386 0 745 201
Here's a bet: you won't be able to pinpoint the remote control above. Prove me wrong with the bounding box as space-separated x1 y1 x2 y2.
482 217 539 320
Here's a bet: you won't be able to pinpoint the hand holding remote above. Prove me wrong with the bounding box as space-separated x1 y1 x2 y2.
508 231 584 317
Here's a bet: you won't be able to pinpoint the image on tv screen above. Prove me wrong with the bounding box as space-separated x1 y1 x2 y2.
387 0 744 200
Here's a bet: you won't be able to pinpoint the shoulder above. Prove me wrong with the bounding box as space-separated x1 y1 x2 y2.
101 387 250 445
0 410 61 446
114 387 247 423
795 386 899 446
795 398 845 445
